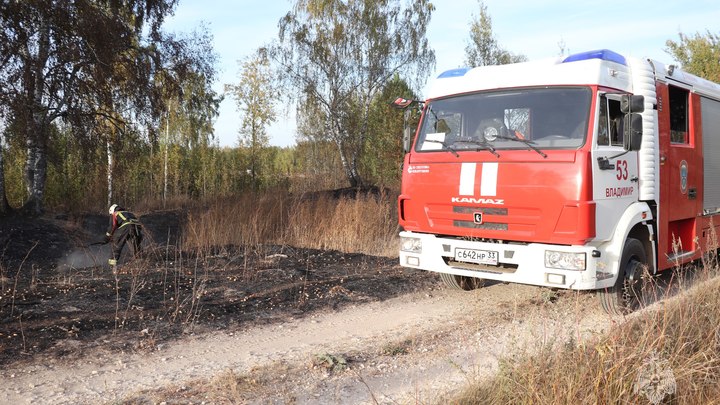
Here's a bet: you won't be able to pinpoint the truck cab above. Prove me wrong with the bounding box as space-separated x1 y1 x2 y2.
397 49 720 314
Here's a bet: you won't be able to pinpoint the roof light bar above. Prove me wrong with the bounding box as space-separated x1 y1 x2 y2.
437 68 470 78
562 49 627 66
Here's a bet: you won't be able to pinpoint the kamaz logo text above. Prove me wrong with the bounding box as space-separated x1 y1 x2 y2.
451 197 505 205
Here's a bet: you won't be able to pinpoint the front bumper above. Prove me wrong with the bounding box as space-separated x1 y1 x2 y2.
399 231 616 290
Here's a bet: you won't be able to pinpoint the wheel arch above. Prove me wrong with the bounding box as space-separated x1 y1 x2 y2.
627 222 656 274
604 203 656 282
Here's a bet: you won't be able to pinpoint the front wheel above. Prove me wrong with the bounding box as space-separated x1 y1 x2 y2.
598 238 647 315
440 273 485 291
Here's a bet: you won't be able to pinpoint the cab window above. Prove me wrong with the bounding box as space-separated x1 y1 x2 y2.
597 94 625 147
669 85 689 144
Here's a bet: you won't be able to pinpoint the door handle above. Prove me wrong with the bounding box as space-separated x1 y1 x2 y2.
597 157 614 170
688 188 697 200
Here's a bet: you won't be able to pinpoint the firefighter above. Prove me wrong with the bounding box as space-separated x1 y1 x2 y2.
105 204 143 269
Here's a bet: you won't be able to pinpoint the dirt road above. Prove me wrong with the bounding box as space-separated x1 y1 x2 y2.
1 281 612 404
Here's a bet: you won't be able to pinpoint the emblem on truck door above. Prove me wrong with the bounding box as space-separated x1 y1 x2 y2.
680 160 688 194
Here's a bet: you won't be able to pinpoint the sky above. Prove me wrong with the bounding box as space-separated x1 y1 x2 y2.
164 0 720 148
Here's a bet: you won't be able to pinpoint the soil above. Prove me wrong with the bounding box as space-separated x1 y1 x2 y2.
0 211 615 404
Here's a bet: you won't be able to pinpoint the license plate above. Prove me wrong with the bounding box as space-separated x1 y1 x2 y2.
454 248 499 265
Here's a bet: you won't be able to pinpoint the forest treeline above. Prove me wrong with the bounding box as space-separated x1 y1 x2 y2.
1 124 404 211
1 0 718 215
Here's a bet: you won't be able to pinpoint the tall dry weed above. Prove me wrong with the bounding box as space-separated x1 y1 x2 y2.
183 189 399 257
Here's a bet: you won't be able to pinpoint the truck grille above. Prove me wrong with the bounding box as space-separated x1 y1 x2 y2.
453 206 508 215
453 220 508 230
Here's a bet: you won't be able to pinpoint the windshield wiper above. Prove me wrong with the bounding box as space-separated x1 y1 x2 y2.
453 139 501 157
423 139 459 157
494 135 548 158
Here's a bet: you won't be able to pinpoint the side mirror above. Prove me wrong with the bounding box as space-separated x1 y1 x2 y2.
624 113 643 151
391 97 416 109
391 96 423 153
621 95 645 113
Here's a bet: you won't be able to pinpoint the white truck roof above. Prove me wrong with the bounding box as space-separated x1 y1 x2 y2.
427 49 720 101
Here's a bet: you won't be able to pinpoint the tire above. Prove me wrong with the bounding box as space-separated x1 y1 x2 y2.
440 272 485 291
598 238 647 315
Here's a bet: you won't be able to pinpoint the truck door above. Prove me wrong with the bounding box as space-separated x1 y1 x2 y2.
593 93 639 241
658 83 703 269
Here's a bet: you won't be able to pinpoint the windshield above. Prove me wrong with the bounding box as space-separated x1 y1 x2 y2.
416 87 591 153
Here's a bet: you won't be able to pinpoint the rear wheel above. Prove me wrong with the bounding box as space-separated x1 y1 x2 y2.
440 273 485 290
599 238 647 315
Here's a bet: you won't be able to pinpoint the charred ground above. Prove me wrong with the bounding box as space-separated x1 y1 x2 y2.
0 210 438 368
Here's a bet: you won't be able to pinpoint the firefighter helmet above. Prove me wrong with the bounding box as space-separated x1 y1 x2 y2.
108 204 118 215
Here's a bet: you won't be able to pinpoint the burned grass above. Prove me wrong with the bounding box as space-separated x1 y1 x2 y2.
0 214 437 368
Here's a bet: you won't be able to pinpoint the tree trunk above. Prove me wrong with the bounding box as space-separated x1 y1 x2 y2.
163 112 169 207
335 138 362 188
0 139 10 216
107 139 113 207
20 21 50 216
22 134 47 216
349 151 362 188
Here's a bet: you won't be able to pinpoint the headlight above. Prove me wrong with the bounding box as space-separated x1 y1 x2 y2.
545 250 586 271
401 237 422 253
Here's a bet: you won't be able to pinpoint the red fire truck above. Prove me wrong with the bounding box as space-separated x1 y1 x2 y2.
396 49 720 314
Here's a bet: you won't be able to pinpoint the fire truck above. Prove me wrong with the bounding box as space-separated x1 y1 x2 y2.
396 49 720 314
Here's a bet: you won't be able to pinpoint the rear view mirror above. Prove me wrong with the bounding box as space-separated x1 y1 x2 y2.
392 97 415 110
391 97 423 153
624 113 643 151
621 95 644 113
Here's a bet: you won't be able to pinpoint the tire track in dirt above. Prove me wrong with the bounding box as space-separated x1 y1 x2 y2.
0 282 613 404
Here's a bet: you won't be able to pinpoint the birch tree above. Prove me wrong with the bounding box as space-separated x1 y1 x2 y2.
464 0 526 67
0 129 8 215
0 0 216 215
665 31 720 83
226 51 277 189
271 0 435 188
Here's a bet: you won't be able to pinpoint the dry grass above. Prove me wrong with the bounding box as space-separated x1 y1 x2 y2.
119 360 298 404
454 262 720 405
183 189 400 257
